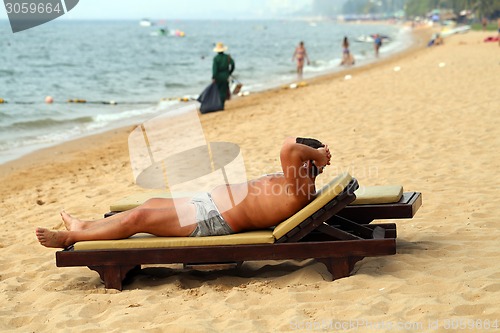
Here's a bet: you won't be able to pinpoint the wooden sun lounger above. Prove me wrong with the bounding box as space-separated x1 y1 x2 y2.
55 174 421 290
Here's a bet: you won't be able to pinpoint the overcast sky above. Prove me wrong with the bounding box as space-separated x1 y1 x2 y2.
1 0 313 20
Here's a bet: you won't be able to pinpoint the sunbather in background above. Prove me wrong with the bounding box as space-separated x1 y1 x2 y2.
36 137 331 248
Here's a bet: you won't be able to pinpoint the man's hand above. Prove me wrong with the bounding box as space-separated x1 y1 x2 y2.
314 145 331 168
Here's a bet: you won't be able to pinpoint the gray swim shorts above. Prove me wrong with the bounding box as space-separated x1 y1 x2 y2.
189 192 234 237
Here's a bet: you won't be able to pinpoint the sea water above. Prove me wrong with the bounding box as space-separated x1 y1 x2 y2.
0 19 412 164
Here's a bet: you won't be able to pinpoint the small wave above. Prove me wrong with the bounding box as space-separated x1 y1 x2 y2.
6 116 93 130
164 82 189 88
303 58 345 73
172 61 193 67
0 111 14 119
45 62 78 68
151 61 193 68
0 69 15 76
0 129 78 152
85 106 161 130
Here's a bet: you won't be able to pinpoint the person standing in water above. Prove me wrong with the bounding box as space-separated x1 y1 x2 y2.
340 36 354 66
374 34 382 57
292 41 310 79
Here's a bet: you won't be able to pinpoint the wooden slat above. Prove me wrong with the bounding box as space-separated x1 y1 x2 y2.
329 215 377 239
276 179 358 243
56 238 396 268
316 223 361 240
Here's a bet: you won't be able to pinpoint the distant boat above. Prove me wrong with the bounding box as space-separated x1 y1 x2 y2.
150 28 167 36
356 34 374 43
150 28 186 37
140 19 153 27
440 25 470 37
355 34 390 43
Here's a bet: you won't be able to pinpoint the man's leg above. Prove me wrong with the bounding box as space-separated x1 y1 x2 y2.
37 198 197 248
63 198 187 231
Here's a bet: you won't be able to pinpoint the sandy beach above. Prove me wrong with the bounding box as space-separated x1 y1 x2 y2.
1 29 499 332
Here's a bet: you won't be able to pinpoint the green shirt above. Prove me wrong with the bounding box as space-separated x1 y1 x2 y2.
212 53 235 82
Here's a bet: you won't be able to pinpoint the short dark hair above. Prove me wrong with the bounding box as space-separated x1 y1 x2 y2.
296 137 324 149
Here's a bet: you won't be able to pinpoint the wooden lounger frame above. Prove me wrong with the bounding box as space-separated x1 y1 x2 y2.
56 179 422 290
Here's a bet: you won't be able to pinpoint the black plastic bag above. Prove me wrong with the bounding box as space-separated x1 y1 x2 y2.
197 83 223 114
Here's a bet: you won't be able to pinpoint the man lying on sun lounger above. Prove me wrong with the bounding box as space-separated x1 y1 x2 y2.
36 137 331 248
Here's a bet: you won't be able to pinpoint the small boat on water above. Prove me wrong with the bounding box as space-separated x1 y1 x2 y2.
150 28 186 37
440 25 471 37
140 19 153 27
356 35 374 43
355 34 390 43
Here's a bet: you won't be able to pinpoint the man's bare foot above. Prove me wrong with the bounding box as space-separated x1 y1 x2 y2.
61 210 85 231
36 228 71 248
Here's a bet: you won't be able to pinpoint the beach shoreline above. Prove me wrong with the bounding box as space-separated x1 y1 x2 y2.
0 20 412 166
2 29 499 332
0 26 431 177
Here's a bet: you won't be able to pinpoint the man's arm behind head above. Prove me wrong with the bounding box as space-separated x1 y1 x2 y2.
279 137 330 180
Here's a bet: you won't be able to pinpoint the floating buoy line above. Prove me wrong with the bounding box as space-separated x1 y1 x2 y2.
0 96 197 105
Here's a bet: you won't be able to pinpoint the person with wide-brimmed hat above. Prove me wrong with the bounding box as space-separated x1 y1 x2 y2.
212 42 235 109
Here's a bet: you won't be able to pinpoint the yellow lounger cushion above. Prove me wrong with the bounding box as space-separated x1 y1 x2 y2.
74 230 274 251
351 185 403 205
272 172 352 240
